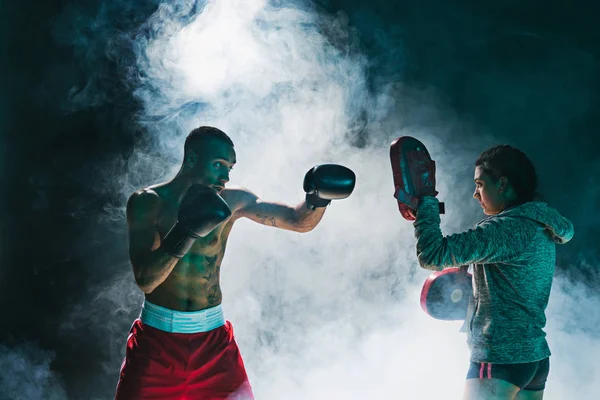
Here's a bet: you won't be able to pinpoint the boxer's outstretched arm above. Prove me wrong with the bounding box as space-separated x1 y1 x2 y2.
228 188 325 233
126 190 179 293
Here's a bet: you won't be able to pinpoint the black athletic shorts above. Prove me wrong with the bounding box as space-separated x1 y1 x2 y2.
466 357 550 391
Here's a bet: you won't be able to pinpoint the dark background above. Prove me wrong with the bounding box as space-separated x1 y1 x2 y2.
2 0 599 398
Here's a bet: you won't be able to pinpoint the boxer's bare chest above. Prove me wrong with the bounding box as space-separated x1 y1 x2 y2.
144 192 240 310
157 205 235 275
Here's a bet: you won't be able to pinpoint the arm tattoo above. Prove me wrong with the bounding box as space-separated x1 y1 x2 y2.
256 214 277 227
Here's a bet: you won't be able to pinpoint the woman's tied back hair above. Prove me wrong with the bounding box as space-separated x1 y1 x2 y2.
475 145 538 205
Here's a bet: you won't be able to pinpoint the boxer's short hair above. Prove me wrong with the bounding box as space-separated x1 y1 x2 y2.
185 126 234 151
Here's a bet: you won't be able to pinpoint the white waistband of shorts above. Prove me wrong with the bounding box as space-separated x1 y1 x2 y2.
140 300 225 334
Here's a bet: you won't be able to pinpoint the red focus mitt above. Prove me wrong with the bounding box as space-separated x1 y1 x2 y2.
420 266 472 321
389 136 444 221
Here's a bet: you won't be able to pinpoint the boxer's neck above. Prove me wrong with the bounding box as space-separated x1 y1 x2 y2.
169 169 208 203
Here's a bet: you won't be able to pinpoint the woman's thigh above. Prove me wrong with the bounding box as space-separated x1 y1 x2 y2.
463 378 520 400
516 389 544 400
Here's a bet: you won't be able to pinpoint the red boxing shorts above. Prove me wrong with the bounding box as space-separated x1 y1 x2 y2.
114 301 254 400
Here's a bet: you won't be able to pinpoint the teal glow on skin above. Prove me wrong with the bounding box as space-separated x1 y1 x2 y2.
184 139 236 193
473 166 518 216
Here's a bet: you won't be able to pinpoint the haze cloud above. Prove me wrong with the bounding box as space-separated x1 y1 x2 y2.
2 1 597 399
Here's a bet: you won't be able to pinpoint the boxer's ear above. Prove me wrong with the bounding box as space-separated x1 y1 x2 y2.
185 150 198 168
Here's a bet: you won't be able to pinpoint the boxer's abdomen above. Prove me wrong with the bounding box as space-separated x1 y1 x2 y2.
147 219 234 311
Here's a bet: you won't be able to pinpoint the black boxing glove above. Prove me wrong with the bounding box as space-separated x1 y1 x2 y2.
303 164 356 210
161 185 232 258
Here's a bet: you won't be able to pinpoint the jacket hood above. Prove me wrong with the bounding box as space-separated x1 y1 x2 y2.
499 201 574 244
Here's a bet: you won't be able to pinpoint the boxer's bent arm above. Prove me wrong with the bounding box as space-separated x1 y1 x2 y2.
293 199 327 231
231 188 325 233
126 190 179 294
413 196 533 271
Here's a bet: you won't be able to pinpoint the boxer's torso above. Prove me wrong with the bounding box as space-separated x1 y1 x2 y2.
143 183 244 312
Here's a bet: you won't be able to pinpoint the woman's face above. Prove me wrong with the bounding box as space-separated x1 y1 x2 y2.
473 166 507 215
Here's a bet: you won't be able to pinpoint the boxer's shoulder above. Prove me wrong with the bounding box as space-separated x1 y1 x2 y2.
126 186 167 224
128 187 161 208
219 186 257 214
129 181 176 205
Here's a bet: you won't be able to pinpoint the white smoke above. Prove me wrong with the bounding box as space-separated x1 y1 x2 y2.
0 344 68 400
104 1 600 399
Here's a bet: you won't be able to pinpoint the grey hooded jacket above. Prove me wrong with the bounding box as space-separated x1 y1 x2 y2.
414 196 574 364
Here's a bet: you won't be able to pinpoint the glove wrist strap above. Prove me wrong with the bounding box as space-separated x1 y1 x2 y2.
161 223 198 258
305 193 331 211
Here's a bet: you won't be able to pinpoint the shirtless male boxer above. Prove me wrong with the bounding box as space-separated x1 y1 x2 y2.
114 126 355 399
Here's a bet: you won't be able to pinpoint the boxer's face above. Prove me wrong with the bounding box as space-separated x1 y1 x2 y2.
188 138 236 193
473 166 507 215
